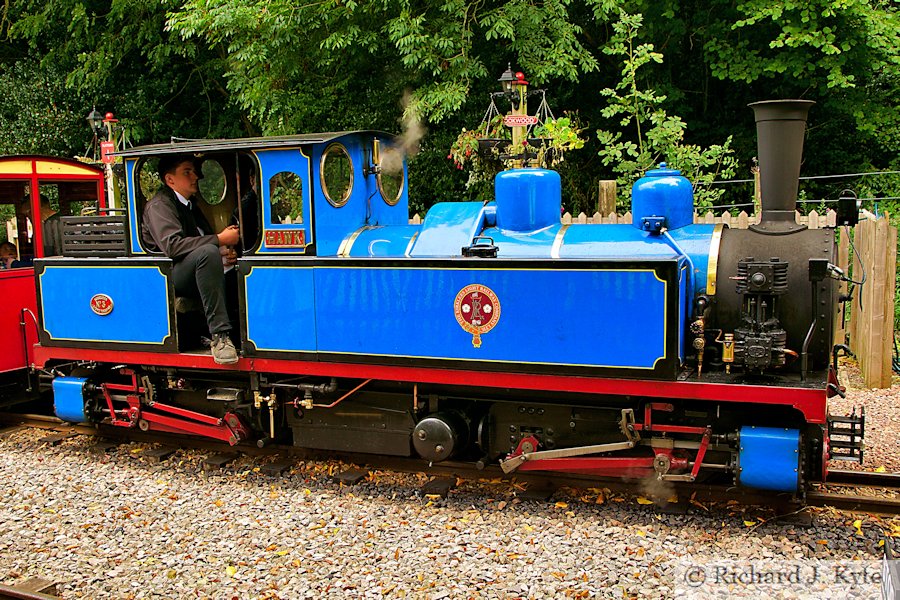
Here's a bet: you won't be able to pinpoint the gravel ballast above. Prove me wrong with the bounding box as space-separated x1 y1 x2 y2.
0 361 897 599
0 427 896 599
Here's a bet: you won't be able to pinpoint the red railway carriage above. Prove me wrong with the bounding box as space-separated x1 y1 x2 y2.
0 156 105 392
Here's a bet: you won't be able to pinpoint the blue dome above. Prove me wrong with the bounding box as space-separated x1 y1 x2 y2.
632 163 695 231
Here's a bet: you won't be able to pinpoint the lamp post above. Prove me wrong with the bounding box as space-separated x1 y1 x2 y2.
86 108 122 209
498 64 516 100
496 66 530 166
86 108 105 154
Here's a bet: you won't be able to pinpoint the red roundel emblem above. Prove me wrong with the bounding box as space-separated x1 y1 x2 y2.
454 284 501 348
90 293 114 316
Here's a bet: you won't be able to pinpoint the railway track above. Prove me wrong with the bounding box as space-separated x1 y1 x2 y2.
3 413 899 516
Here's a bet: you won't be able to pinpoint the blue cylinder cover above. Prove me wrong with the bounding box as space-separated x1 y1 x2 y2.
52 377 89 423
738 426 801 492
632 164 694 230
494 168 561 232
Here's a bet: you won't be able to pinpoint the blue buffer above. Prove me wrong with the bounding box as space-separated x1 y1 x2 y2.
738 426 801 492
52 377 89 423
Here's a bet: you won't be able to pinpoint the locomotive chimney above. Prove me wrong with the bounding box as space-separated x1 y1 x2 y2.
748 100 815 234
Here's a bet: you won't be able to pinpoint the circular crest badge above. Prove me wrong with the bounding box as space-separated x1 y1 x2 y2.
90 293 114 316
454 284 501 348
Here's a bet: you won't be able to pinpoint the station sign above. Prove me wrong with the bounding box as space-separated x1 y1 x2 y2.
100 141 116 164
503 115 538 127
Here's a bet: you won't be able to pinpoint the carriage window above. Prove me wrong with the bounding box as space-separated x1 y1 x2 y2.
269 172 304 224
378 167 405 206
199 159 227 205
320 143 353 207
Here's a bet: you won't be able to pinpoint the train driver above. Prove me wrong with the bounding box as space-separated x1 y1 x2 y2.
140 154 241 365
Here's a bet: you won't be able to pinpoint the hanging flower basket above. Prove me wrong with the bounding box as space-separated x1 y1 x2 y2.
478 138 511 152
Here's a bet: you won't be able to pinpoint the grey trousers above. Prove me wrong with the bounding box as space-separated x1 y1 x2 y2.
173 244 231 335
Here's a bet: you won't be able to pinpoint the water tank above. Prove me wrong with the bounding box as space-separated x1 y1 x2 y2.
495 168 561 232
632 163 694 231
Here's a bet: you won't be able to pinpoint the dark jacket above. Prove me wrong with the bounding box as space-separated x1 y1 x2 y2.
231 188 259 252
141 187 219 261
42 213 63 257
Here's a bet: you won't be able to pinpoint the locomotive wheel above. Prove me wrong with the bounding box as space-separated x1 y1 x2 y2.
138 419 150 432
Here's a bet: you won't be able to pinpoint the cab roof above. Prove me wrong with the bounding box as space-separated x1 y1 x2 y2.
113 131 395 158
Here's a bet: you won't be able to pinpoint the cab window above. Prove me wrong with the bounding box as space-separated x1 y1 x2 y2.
269 172 303 224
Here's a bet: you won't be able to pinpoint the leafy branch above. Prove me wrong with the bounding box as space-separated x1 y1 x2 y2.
596 12 738 210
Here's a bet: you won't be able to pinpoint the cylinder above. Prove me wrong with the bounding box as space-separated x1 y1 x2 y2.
749 100 815 232
494 168 561 232
412 412 469 462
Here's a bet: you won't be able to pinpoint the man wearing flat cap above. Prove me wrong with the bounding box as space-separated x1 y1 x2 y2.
141 154 241 364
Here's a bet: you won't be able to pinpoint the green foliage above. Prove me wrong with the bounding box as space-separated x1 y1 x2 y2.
595 13 738 210
707 0 900 90
5 0 244 149
1 0 898 224
531 115 585 163
447 114 509 196
270 173 304 224
166 0 603 128
0 61 90 156
447 112 585 198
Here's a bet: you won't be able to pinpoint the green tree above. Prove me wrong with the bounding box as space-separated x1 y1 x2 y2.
3 0 244 148
167 0 605 128
595 13 738 210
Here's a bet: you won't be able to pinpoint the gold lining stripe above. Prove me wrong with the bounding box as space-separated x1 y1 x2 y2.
337 226 375 257
550 224 570 259
126 159 146 254
242 264 668 365
39 265 171 342
706 223 725 295
404 231 419 257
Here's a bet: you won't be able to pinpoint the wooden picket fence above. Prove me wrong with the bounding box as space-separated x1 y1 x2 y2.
557 208 838 228
409 209 839 228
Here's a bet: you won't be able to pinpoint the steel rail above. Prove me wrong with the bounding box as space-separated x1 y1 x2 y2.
806 491 900 515
826 469 900 490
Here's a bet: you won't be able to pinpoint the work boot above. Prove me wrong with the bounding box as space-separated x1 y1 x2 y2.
211 332 239 365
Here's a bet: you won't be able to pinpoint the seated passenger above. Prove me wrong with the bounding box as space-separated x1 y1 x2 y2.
0 242 17 269
140 154 241 365
232 156 259 252
19 195 62 257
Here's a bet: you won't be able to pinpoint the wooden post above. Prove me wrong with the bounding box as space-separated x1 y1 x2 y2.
598 180 617 216
752 163 761 215
849 216 897 388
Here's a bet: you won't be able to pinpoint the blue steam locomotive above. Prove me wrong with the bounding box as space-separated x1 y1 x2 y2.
6 100 864 494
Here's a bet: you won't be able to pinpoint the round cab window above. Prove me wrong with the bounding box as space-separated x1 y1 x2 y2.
199 159 227 205
378 168 404 206
137 158 161 201
320 144 353 207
